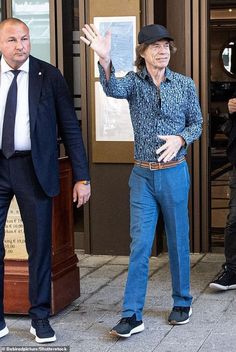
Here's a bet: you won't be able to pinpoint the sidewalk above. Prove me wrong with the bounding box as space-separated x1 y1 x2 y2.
0 252 235 352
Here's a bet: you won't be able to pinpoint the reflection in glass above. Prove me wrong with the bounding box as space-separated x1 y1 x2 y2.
12 0 50 63
222 39 236 76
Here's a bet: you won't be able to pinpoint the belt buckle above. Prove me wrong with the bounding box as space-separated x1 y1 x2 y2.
149 162 159 170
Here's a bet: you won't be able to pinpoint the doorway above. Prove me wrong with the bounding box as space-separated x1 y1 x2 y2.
209 1 236 251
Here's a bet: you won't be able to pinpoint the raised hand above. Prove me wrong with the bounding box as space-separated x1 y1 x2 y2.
80 24 111 64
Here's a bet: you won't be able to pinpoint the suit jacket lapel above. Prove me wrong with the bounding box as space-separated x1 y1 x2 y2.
28 55 44 132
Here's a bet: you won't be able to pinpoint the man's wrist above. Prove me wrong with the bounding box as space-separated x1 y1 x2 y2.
78 180 90 185
177 136 186 147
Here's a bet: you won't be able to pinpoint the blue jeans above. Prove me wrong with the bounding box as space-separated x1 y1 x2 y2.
122 161 192 320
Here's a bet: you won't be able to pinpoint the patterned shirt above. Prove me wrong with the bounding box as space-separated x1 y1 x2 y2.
98 64 203 162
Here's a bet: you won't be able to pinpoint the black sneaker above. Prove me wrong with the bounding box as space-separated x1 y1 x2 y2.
30 319 56 343
209 268 236 291
110 314 144 338
0 320 9 339
168 306 192 325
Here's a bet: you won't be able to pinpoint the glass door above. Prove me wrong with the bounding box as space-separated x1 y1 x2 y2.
11 0 51 62
209 1 236 250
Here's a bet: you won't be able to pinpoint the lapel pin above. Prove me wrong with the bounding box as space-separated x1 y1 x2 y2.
38 72 42 75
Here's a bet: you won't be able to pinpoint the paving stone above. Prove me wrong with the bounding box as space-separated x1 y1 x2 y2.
78 255 114 267
199 333 236 352
80 266 95 278
201 253 225 263
83 286 124 306
107 271 128 288
87 264 127 280
109 256 130 265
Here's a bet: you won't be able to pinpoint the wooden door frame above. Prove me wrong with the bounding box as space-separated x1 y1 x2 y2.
166 0 209 253
191 0 210 252
192 0 209 252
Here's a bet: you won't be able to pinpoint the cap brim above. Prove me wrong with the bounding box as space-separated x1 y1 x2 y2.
140 36 174 44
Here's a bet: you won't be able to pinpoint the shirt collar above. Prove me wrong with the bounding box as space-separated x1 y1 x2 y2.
1 56 29 73
138 66 173 82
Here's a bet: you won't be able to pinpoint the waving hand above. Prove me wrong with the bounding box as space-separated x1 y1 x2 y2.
80 24 111 68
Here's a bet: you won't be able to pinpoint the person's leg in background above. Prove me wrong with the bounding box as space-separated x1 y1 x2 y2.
210 167 236 291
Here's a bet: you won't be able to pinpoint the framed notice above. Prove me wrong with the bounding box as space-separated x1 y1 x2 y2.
4 197 27 260
94 16 136 77
95 82 134 141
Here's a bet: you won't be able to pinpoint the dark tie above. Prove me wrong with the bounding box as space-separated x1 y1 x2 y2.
2 70 21 159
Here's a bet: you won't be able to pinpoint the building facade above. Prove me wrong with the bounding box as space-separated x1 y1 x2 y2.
1 0 236 255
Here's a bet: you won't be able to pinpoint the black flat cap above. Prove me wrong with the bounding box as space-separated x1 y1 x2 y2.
138 24 173 44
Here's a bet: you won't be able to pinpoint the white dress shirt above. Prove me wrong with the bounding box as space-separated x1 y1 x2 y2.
0 56 31 150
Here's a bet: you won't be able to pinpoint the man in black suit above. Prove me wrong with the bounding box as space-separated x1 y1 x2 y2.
0 18 90 343
210 95 236 291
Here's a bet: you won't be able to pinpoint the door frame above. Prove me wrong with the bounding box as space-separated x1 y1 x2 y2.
166 0 209 252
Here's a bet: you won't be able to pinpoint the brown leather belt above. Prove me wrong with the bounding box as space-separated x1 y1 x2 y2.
134 157 185 170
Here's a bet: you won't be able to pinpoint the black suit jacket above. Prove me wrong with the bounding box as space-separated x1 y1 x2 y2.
227 91 236 166
28 55 89 196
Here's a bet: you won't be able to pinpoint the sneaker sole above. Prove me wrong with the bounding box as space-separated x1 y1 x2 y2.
209 283 236 291
0 326 9 338
168 307 193 325
30 326 56 343
110 322 145 338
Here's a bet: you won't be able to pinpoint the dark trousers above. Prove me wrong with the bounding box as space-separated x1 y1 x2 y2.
225 166 236 272
0 154 52 321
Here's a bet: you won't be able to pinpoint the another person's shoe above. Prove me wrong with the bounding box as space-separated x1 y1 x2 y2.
168 306 192 325
209 268 236 291
30 318 56 343
110 314 144 337
0 320 9 338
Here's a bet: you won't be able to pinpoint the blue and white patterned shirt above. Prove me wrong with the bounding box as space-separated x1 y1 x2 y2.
98 64 203 162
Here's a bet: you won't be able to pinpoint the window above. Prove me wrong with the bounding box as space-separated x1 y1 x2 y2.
12 0 50 62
